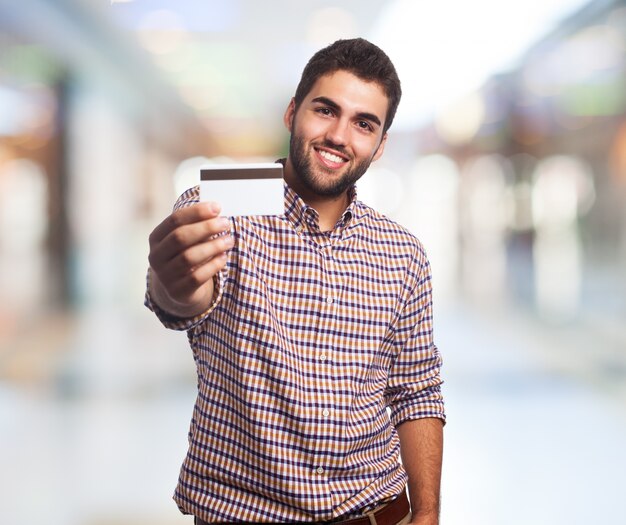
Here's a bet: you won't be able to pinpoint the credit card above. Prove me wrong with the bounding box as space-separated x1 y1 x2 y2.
200 163 284 216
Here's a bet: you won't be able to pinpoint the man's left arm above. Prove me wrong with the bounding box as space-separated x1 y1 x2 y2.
397 417 444 525
384 245 445 525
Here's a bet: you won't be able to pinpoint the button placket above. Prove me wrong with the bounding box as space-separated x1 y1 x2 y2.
312 241 339 480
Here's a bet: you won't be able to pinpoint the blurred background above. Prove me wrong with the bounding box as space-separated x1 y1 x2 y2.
1 0 625 523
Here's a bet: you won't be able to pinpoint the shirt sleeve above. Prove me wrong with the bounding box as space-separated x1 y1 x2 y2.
384 247 446 427
143 185 226 331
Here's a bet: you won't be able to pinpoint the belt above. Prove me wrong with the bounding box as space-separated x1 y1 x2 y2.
194 491 410 525
330 491 410 525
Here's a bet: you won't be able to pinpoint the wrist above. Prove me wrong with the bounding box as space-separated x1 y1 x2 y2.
408 507 439 525
409 516 438 525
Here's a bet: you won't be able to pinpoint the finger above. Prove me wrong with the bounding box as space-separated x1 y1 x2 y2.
161 234 234 277
150 216 231 267
149 202 222 245
168 252 229 298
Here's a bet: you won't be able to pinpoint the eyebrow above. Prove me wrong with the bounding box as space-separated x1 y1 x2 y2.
311 96 383 128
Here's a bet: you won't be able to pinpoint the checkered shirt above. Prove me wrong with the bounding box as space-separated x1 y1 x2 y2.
145 182 445 523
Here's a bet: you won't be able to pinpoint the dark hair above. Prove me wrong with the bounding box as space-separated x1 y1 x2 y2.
293 38 402 134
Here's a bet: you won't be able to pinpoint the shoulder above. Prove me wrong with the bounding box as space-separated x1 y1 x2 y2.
354 200 428 263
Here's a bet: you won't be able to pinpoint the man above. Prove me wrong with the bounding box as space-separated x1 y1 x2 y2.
146 38 445 525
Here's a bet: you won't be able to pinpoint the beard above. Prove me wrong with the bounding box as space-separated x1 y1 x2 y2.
289 133 373 198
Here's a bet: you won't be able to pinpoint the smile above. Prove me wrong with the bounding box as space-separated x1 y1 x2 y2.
315 147 349 166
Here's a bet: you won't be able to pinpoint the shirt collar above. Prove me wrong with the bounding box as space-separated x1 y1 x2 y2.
278 158 357 233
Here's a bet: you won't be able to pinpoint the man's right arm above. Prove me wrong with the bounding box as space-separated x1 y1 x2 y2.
147 201 233 319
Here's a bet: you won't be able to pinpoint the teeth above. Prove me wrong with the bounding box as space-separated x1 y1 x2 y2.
319 150 345 163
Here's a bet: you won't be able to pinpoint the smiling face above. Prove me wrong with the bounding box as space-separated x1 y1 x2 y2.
283 70 389 201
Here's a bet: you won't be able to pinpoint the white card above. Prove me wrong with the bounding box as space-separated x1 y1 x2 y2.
199 163 284 217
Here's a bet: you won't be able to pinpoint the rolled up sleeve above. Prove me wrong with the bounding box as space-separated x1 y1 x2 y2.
385 253 446 427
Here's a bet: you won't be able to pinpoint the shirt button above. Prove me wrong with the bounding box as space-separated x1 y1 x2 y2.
316 467 325 475
325 297 333 304
319 354 327 362
322 409 330 417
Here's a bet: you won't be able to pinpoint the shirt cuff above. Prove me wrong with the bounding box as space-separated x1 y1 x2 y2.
389 385 446 427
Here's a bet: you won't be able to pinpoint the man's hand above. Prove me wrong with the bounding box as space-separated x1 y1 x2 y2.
148 202 233 318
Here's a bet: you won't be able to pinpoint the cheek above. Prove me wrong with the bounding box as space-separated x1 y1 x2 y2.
353 137 382 159
293 113 331 140
299 121 328 140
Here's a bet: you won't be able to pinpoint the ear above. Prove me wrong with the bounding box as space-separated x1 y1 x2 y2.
284 98 296 132
372 133 387 162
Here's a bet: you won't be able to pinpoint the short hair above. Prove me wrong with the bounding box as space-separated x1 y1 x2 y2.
293 38 402 134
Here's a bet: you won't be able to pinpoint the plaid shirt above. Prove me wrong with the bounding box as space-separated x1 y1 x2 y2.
145 181 445 523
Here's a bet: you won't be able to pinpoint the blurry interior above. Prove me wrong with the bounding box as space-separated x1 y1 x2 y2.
1 1 625 524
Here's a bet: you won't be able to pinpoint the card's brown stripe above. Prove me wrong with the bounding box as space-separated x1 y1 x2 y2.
201 167 283 181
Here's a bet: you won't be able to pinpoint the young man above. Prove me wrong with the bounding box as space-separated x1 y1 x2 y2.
146 38 445 525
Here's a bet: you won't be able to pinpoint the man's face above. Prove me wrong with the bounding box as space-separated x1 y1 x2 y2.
284 70 388 199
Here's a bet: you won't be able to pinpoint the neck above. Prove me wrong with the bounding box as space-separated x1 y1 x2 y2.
284 159 350 232
307 192 350 232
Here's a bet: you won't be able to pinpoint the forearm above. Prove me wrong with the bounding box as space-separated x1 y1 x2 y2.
397 417 444 525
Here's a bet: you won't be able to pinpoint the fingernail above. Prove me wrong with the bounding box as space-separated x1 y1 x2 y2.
209 202 221 214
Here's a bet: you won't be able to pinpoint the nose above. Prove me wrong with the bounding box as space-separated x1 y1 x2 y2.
325 117 349 147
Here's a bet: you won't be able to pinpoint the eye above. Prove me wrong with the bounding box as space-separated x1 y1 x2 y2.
356 120 374 132
316 107 334 117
